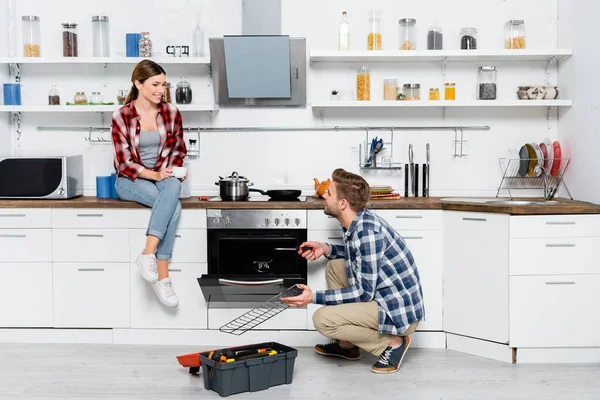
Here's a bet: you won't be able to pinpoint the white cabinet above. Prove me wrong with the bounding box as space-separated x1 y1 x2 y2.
129 229 207 263
375 210 444 231
130 262 208 329
53 229 129 262
52 263 130 328
0 208 51 228
0 229 52 262
52 209 133 229
443 211 509 344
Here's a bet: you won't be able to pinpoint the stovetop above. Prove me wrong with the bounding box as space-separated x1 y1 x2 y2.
209 195 307 202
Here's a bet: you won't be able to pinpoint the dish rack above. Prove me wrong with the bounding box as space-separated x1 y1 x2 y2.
358 130 403 171
496 157 572 199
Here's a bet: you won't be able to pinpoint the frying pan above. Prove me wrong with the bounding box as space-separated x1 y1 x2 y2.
249 188 301 200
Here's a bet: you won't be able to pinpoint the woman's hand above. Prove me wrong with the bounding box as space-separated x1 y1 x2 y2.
297 241 330 261
178 173 188 182
281 284 313 307
155 167 173 181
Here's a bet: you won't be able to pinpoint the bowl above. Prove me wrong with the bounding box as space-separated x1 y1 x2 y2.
172 166 187 179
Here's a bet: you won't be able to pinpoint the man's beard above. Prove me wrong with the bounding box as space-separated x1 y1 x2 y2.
324 204 340 218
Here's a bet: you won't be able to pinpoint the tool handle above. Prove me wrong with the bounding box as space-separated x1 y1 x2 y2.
404 164 409 197
414 164 419 198
422 164 428 197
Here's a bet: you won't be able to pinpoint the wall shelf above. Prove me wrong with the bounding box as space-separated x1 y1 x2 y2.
0 56 210 65
0 104 219 112
311 100 572 109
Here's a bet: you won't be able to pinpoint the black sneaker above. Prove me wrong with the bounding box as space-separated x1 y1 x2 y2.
371 336 411 374
314 340 361 360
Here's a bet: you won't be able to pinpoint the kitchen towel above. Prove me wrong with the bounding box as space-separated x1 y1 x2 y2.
3 83 21 105
110 173 118 199
96 176 111 199
126 33 142 57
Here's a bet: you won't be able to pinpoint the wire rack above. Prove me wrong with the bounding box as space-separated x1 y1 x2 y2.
496 157 572 199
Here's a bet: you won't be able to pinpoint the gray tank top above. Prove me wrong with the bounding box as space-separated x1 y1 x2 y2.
139 129 160 168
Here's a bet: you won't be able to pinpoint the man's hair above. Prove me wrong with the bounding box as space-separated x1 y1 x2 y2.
331 168 371 212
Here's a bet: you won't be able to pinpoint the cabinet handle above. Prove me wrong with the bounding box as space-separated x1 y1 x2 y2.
0 214 26 218
78 268 105 272
545 243 576 248
545 221 575 225
77 234 104 238
545 281 575 285
175 234 182 238
168 268 182 272
395 215 423 219
403 236 424 240
76 213 104 217
462 217 487 222
0 234 26 238
327 237 344 240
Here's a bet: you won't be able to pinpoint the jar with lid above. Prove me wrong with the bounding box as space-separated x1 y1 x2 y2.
444 83 456 100
163 82 172 103
429 88 440 101
74 92 87 104
477 66 497 100
92 16 110 57
398 18 417 50
460 27 478 50
403 83 420 100
117 89 127 105
367 10 383 50
22 16 41 57
175 77 192 104
427 24 443 50
61 23 78 57
139 32 152 57
90 92 103 104
356 65 371 100
383 78 398 101
505 20 526 49
48 85 60 105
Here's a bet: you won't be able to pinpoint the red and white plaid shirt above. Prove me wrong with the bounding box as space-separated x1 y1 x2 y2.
111 101 187 180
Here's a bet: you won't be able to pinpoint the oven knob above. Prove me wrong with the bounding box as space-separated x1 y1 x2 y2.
212 217 220 226
264 217 270 226
274 218 280 226
284 218 290 226
224 217 230 226
295 218 300 226
58 187 65 196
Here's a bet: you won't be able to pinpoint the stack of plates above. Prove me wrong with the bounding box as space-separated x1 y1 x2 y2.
370 186 400 199
513 138 563 177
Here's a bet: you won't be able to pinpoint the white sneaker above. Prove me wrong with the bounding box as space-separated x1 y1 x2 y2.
136 253 158 283
153 277 179 307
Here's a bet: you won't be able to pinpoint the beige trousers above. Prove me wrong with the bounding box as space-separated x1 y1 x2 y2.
312 259 419 356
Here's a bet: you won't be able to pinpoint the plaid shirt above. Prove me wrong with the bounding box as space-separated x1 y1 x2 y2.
111 102 186 180
313 209 425 335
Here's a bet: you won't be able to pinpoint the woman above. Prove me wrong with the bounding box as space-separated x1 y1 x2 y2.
111 60 187 307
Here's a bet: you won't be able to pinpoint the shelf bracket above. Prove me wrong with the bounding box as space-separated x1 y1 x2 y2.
441 57 448 82
545 56 557 86
442 106 447 120
103 63 108 88
11 111 21 156
9 62 21 83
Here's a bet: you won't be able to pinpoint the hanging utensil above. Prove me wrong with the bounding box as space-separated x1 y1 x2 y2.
424 143 430 197
409 144 415 196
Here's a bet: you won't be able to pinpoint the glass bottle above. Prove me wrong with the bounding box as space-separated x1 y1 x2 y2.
356 65 371 100
139 32 152 57
427 24 443 50
338 11 350 51
367 10 382 50
192 13 205 57
74 92 87 104
444 83 456 100
22 16 41 57
92 16 110 57
399 18 417 50
460 27 478 50
48 85 60 105
478 66 497 100
505 20 526 49
61 23 78 57
175 77 192 104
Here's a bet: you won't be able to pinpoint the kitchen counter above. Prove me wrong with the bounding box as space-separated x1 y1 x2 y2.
1 196 600 215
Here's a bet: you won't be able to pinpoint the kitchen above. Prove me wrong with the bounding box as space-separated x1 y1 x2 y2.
0 0 599 398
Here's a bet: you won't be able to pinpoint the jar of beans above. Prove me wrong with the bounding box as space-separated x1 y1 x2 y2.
61 23 78 57
139 32 153 57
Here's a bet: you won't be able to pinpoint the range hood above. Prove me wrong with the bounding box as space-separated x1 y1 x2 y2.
209 0 306 106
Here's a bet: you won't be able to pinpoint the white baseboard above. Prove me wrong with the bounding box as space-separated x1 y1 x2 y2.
516 347 600 364
446 333 513 363
0 329 113 344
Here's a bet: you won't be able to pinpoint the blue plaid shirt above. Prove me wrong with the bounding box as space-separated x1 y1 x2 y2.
313 209 425 335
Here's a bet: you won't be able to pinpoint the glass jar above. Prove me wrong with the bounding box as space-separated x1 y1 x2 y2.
22 16 41 57
367 10 382 50
383 78 398 101
398 18 417 50
139 32 152 57
478 66 497 100
62 23 78 57
117 89 127 105
356 65 371 100
460 27 478 50
403 83 420 100
505 20 526 49
48 85 60 105
338 11 350 51
92 16 110 57
164 82 172 103
427 24 443 50
444 83 456 100
429 88 440 101
74 92 87 104
90 92 103 104
175 77 192 104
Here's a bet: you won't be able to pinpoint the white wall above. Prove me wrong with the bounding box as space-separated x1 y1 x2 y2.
0 0 10 156
4 0 565 198
557 0 600 204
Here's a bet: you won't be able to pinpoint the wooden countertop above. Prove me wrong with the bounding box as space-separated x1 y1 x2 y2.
1 196 599 215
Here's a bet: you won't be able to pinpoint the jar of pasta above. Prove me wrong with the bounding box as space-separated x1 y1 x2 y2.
505 20 526 49
403 83 420 100
398 18 417 50
367 10 383 50
356 65 371 101
383 78 398 100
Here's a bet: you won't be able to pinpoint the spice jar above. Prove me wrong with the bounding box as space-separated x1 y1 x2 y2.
175 77 192 104
139 32 152 57
62 23 78 57
477 66 497 100
505 20 526 49
356 65 371 100
367 10 383 50
117 89 127 105
90 92 103 104
403 83 420 100
460 27 478 50
383 78 398 101
427 24 443 50
444 83 456 100
429 88 440 101
398 18 417 50
48 85 60 105
74 92 87 104
92 16 110 57
22 16 41 57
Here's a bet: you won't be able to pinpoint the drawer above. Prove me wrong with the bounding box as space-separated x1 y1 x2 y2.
129 209 207 229
510 237 599 276
52 209 132 229
376 210 443 231
53 263 130 328
510 275 600 347
130 262 207 329
308 210 343 230
510 215 600 238
129 229 206 263
53 229 129 262
0 209 51 228
0 229 52 262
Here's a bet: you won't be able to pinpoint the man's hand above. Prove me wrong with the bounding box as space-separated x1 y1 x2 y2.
297 241 330 261
281 284 313 307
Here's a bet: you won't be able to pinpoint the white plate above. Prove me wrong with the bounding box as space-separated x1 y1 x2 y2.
543 137 553 169
530 142 544 177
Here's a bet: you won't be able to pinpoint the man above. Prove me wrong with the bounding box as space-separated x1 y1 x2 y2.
281 168 424 374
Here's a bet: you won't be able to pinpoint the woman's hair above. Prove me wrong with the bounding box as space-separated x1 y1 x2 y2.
124 60 166 105
331 168 371 212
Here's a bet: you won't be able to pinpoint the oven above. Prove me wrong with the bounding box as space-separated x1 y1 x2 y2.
197 209 307 307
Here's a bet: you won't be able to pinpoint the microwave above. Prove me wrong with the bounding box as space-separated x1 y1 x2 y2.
0 155 83 199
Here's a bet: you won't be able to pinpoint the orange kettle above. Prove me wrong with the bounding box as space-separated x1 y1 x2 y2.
313 178 331 197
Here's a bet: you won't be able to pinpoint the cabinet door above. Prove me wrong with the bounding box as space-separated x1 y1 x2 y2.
443 211 509 343
130 262 208 329
0 263 53 327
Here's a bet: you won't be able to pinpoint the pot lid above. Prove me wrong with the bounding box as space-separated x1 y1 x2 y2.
219 171 249 182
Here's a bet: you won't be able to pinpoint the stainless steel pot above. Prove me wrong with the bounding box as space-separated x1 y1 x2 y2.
215 171 254 201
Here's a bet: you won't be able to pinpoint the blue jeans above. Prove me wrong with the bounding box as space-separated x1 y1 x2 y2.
115 177 182 261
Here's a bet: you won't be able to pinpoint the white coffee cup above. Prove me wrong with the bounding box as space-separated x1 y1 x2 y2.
171 166 187 179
